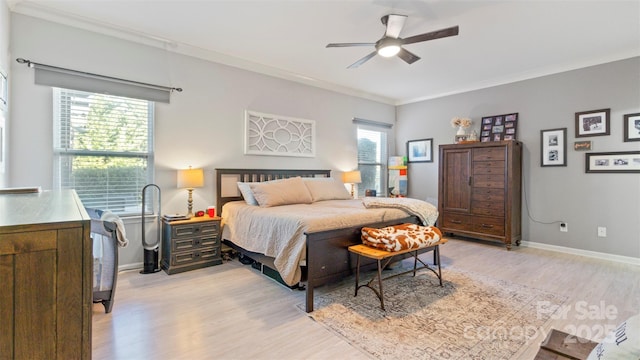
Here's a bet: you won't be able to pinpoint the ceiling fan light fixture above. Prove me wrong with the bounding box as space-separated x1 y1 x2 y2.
378 44 400 57
375 37 402 57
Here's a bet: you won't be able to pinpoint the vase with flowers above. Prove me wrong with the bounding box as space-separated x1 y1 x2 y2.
451 117 472 136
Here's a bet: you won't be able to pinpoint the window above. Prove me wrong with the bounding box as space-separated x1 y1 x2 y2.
53 88 154 215
357 125 388 197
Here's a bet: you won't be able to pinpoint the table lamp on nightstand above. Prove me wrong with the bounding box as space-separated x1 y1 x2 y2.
177 166 204 217
342 170 362 199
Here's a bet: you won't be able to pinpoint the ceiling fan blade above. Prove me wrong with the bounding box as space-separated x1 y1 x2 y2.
401 25 459 45
326 43 375 48
382 14 407 39
347 51 378 69
397 48 420 64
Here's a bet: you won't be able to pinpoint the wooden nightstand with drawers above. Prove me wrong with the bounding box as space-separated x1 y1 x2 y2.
161 216 222 274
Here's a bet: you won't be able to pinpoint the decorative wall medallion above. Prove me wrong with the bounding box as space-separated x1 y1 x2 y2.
244 110 315 157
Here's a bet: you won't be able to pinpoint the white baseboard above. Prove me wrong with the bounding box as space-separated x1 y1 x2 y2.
118 262 144 272
521 241 640 266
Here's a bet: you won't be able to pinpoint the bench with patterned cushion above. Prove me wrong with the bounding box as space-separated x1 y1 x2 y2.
361 223 443 252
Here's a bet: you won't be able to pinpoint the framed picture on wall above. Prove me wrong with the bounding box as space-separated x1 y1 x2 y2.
407 138 433 163
585 151 640 173
575 108 610 137
479 113 518 142
540 128 567 167
623 113 640 142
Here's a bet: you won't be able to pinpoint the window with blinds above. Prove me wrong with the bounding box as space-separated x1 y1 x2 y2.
357 126 388 197
53 88 154 214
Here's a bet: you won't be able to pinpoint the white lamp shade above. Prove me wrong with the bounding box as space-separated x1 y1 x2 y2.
342 170 362 184
177 167 204 189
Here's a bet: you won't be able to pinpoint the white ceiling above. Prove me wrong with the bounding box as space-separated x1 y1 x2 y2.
9 0 640 105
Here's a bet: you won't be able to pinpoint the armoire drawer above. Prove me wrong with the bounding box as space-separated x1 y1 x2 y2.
471 188 504 202
472 216 505 236
471 200 505 216
473 161 505 175
442 213 474 231
473 147 505 161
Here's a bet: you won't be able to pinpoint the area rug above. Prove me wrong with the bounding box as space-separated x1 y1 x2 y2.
300 266 567 359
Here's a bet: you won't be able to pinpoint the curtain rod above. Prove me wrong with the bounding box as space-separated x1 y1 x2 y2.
16 58 182 93
352 117 393 129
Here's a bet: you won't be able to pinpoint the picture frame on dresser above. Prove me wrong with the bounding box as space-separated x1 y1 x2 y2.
575 108 610 137
540 128 567 167
585 151 640 173
623 113 640 142
479 113 518 142
407 138 433 163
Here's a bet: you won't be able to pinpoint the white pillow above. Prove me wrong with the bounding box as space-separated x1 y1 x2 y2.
587 313 640 360
237 182 259 206
249 177 313 207
303 177 352 202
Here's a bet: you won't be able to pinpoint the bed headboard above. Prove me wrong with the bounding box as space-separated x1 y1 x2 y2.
215 168 332 210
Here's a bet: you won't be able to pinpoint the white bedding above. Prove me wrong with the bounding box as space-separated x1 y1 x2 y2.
221 199 415 286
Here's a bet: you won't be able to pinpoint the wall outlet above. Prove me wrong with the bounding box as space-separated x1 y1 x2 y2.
597 226 607 237
560 222 568 232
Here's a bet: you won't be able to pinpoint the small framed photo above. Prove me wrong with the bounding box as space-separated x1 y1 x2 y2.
575 108 610 137
623 113 640 142
586 151 640 173
407 138 433 163
480 112 518 142
541 128 567 167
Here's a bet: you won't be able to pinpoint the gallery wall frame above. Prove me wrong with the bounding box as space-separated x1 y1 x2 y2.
575 108 610 137
540 128 567 167
407 138 433 163
480 113 518 142
585 151 640 173
623 113 640 142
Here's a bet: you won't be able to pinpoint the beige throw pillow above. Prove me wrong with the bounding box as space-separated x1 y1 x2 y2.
249 177 313 207
303 177 352 202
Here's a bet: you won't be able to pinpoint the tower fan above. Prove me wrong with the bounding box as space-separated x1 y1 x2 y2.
141 184 162 274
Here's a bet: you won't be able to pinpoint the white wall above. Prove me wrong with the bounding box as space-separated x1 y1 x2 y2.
396 58 640 259
9 14 395 267
0 0 9 188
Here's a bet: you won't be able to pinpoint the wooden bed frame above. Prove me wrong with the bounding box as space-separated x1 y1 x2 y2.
215 168 422 312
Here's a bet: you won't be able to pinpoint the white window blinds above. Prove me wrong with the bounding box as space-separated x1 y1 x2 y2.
357 124 389 197
53 88 154 214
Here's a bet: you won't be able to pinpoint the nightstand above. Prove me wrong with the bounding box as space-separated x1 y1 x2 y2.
161 216 222 274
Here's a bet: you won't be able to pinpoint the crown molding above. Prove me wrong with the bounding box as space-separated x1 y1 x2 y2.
10 2 396 105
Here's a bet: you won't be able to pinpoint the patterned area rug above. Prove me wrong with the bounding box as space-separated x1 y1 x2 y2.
301 266 567 359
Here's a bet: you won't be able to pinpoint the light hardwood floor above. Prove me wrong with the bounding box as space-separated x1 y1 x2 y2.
92 238 640 360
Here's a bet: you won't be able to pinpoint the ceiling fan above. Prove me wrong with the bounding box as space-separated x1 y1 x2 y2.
326 14 459 69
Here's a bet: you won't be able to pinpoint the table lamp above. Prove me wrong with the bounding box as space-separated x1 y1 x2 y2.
342 170 362 199
177 166 204 217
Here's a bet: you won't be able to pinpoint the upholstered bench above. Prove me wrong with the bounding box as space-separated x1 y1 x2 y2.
348 223 446 310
